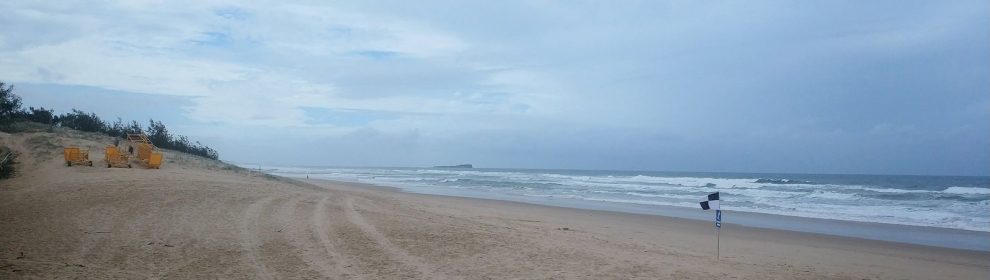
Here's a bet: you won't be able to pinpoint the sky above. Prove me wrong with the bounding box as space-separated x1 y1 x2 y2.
1 0 988 176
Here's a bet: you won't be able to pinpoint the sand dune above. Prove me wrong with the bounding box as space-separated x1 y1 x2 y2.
1 131 988 279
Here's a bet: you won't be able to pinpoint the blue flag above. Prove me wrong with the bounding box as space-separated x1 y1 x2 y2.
715 210 722 228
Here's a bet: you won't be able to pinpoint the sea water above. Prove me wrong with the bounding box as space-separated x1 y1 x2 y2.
260 166 990 233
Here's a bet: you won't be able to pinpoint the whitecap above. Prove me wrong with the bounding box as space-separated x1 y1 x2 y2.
943 187 990 195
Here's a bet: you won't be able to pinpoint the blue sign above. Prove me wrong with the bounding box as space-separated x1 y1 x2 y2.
715 210 722 228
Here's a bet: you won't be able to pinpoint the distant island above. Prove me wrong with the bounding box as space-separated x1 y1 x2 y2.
434 164 473 168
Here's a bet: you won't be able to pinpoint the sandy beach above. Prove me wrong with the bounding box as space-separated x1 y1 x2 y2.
1 131 988 279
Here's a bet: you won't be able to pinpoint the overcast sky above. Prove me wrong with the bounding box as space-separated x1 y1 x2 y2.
2 1 987 175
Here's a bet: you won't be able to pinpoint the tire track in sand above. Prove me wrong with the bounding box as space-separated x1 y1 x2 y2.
312 195 361 279
290 196 358 279
342 196 442 279
270 194 338 279
239 196 277 280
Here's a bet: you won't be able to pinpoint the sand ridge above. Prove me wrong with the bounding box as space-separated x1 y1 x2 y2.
1 131 988 279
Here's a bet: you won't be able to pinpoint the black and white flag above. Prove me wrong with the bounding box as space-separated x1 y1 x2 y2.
699 192 720 210
700 192 723 258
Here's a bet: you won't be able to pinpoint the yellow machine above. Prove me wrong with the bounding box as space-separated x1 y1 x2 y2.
147 151 163 169
63 146 93 167
126 134 164 169
104 145 132 168
137 142 152 161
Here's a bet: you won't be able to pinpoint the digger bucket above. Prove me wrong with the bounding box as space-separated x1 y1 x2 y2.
147 152 164 169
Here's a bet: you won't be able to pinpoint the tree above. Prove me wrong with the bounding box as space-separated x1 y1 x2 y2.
125 120 143 135
107 118 125 138
57 109 108 133
0 82 22 121
146 119 171 148
26 107 55 125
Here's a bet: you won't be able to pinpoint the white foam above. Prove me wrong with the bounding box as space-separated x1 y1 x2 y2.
618 192 701 200
861 187 932 194
805 190 859 200
943 187 990 195
626 175 763 188
726 188 798 199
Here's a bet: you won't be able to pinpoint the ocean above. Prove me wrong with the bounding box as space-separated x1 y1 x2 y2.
259 166 990 233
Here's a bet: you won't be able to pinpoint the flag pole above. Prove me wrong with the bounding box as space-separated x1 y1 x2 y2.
716 187 724 261
701 190 722 261
716 221 720 260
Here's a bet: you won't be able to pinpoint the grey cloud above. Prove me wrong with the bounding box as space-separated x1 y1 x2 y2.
3 0 987 175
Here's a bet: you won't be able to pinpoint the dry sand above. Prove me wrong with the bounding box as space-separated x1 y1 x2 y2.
1 131 988 279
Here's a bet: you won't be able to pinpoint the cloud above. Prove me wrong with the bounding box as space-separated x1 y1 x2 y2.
1 0 987 175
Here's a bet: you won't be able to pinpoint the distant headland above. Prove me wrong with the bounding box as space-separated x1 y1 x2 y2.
434 164 473 168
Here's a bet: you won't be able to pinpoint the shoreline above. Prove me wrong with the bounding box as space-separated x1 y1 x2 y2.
303 177 990 252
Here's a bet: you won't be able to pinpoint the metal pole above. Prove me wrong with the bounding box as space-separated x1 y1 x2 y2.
717 189 722 260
